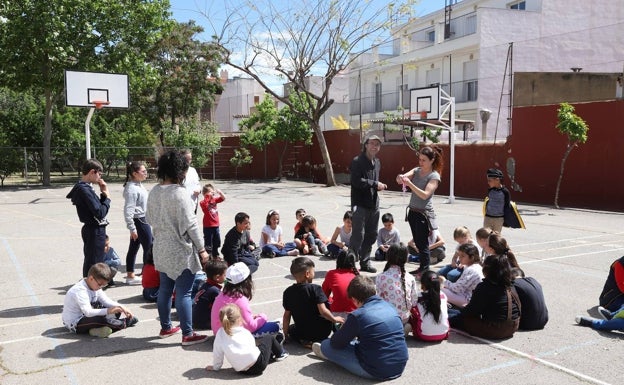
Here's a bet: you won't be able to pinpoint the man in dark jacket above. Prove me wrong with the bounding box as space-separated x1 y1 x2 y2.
66 159 111 278
348 134 387 273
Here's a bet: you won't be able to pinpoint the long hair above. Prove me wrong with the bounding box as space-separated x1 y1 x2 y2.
384 243 409 311
419 270 442 323
457 243 480 265
219 304 242 336
124 161 145 187
222 275 254 300
419 146 444 175
336 250 359 276
482 254 513 287
488 233 519 268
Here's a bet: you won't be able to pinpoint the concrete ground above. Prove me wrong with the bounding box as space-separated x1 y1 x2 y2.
1 179 623 385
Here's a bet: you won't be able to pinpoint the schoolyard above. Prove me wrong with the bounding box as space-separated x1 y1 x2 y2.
0 179 622 385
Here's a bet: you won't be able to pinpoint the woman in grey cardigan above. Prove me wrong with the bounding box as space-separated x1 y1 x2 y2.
146 151 210 346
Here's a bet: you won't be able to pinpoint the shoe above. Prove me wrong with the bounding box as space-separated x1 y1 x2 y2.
125 276 142 285
89 326 113 338
312 342 327 359
287 249 300 256
275 332 285 345
274 350 289 361
575 316 593 327
182 332 209 346
311 246 322 256
159 325 181 338
403 322 413 336
107 279 116 287
598 306 613 320
126 316 139 328
360 264 377 273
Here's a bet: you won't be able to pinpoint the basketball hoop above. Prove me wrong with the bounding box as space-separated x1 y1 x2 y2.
419 110 428 119
90 100 110 110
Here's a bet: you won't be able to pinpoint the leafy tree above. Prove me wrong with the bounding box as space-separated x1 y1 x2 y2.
239 94 312 179
230 147 252 180
214 0 416 186
0 1 172 185
161 119 221 168
554 102 589 209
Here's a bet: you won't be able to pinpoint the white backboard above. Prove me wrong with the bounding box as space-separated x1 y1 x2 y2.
409 85 440 120
64 70 129 108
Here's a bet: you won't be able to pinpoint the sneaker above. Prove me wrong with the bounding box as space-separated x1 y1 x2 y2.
575 316 593 327
360 264 377 273
311 246 322 256
597 306 613 320
182 332 209 346
403 322 413 336
89 326 113 338
126 316 139 328
274 350 289 361
159 325 181 338
287 249 300 256
125 276 142 285
311 342 327 359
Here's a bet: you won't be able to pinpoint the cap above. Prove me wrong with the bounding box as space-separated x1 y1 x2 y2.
486 168 504 179
225 262 250 284
364 134 383 145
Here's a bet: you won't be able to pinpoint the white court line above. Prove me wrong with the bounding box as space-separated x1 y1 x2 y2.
522 247 624 265
451 329 611 385
513 232 624 250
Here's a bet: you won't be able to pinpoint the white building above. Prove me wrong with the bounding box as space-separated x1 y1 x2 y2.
348 0 624 141
213 71 267 133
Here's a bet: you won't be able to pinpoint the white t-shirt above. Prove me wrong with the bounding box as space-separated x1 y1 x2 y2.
184 166 201 203
212 326 260 371
259 224 282 247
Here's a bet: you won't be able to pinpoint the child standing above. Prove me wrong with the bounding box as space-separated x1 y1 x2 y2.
199 184 226 257
62 263 138 338
211 262 280 336
207 304 288 375
327 211 353 259
141 246 160 302
322 250 359 318
283 257 345 348
411 270 449 341
441 243 484 308
374 213 401 261
103 235 121 286
375 243 419 335
294 215 328 256
484 168 510 234
193 259 228 330
259 210 299 258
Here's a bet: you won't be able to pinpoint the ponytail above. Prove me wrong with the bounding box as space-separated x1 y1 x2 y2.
419 270 442 323
219 304 241 336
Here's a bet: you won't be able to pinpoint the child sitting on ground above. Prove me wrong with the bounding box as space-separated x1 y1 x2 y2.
407 228 446 265
322 250 359 319
374 213 401 261
375 243 419 335
207 304 288 375
475 227 492 261
62 263 138 338
410 270 449 341
326 211 353 259
259 209 299 258
141 246 160 302
193 259 228 330
295 215 329 256
211 262 281 337
440 243 484 308
293 208 306 251
283 257 344 348
438 226 477 282
512 267 548 330
103 235 121 286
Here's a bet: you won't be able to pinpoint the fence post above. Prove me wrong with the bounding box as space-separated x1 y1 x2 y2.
23 147 28 187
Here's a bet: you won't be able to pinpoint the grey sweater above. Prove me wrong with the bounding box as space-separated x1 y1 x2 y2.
146 184 203 278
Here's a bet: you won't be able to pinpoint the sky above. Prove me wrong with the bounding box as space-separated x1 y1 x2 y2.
168 0 450 92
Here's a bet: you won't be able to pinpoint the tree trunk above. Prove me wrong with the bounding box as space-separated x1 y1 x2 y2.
554 142 575 209
42 90 54 186
277 142 288 180
312 123 336 186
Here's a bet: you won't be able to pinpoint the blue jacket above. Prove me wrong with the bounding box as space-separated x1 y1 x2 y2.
330 295 408 380
66 181 110 226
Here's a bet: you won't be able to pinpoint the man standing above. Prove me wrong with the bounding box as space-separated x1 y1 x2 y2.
181 149 201 213
67 159 111 278
349 134 387 273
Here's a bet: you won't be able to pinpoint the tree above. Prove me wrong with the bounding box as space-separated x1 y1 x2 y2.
554 102 589 209
161 119 221 168
239 94 312 179
0 1 172 185
214 0 416 186
230 147 252 180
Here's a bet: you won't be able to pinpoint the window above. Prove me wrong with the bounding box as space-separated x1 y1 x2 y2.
374 83 382 112
427 29 435 42
510 1 526 10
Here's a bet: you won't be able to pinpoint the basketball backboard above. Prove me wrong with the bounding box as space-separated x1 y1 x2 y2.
64 70 129 108
408 85 440 121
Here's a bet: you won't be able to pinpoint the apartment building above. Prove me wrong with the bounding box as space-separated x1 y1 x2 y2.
348 0 623 141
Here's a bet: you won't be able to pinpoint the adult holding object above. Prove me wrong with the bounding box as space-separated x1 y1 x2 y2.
146 151 209 346
122 161 152 285
396 146 444 277
349 134 387 273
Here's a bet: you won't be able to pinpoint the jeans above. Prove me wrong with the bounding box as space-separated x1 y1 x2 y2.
349 206 379 267
157 269 195 336
203 226 221 256
125 217 153 273
407 210 430 272
591 318 624 331
320 339 375 380
438 265 463 282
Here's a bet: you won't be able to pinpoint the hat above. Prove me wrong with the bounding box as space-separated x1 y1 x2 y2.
486 168 504 179
225 262 250 284
364 134 383 145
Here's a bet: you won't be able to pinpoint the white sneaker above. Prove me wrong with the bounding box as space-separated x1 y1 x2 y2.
125 276 142 285
311 342 327 360
89 326 113 338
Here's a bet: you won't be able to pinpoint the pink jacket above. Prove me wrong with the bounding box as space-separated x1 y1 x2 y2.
210 292 267 333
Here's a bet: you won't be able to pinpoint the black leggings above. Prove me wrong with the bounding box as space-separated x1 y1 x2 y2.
242 334 283 375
